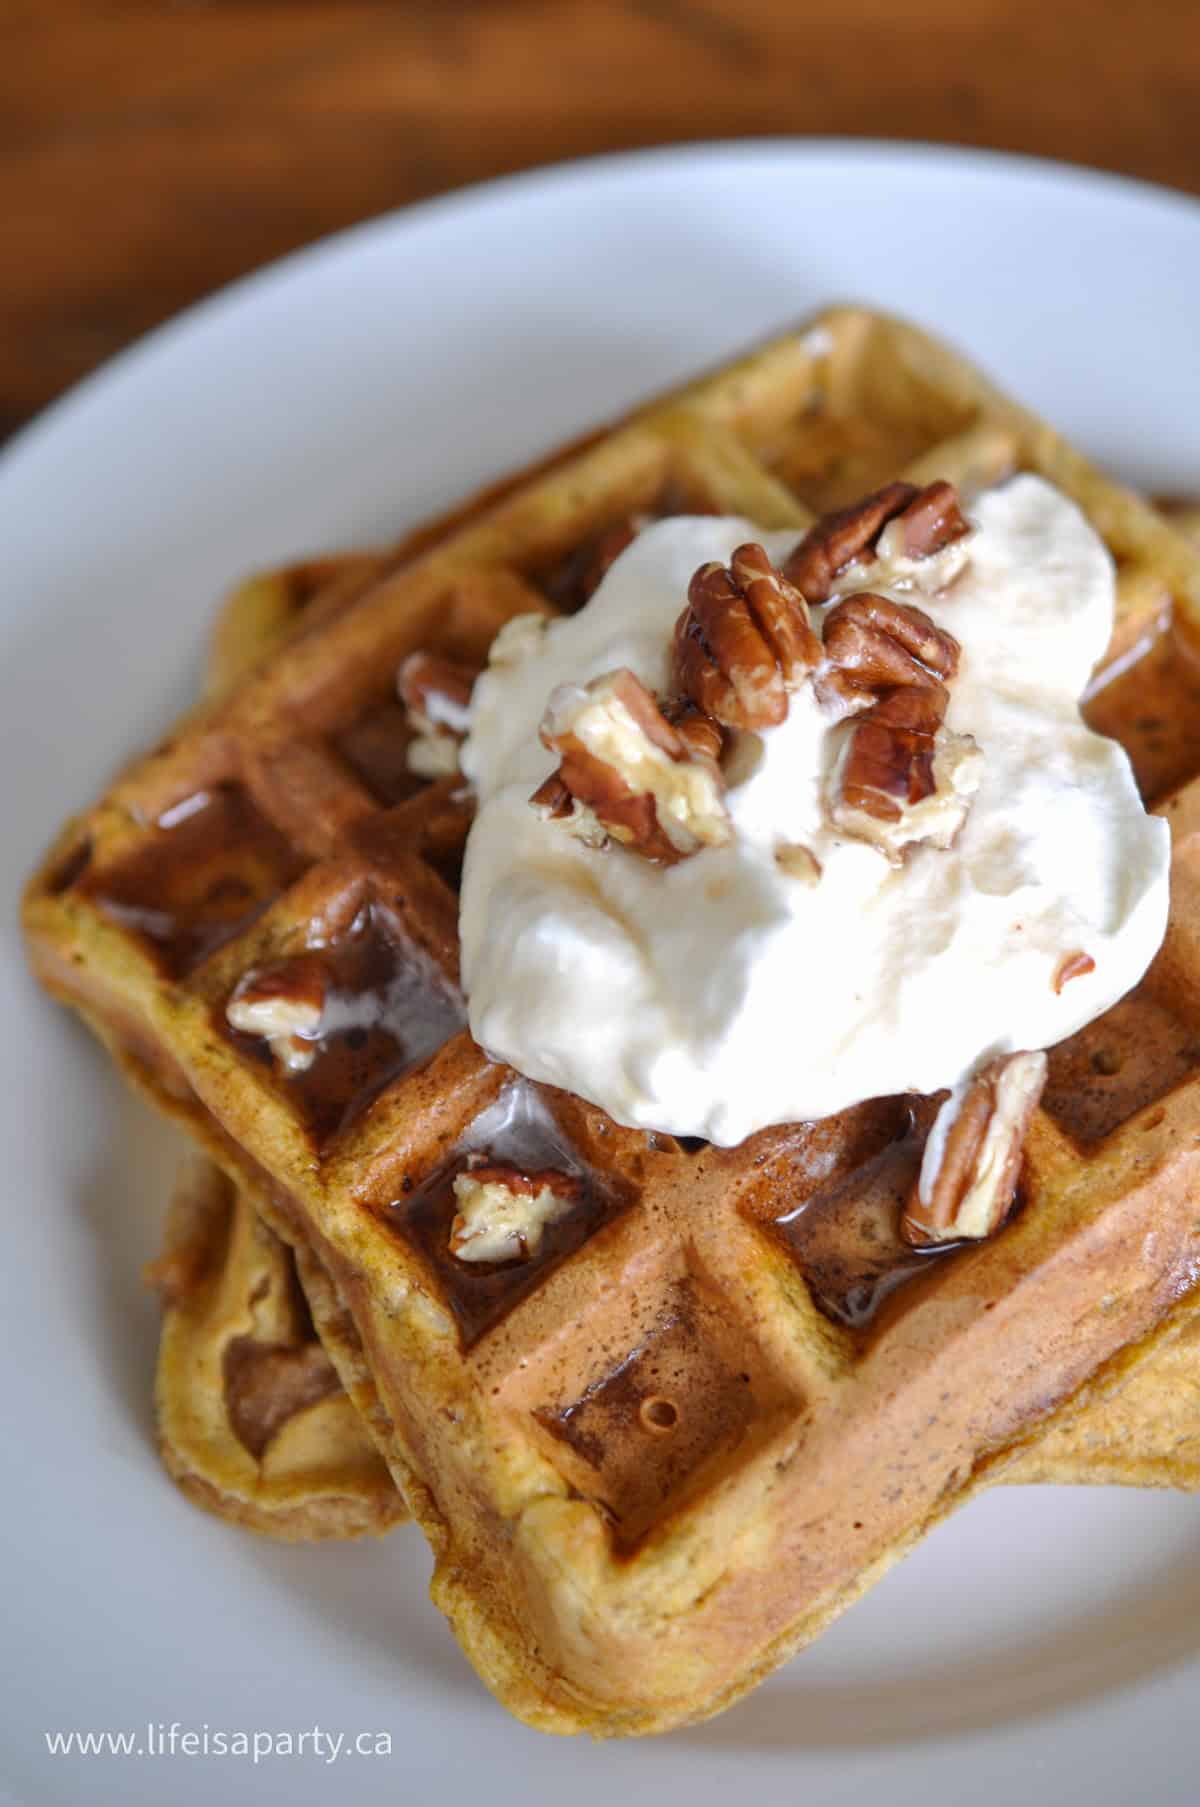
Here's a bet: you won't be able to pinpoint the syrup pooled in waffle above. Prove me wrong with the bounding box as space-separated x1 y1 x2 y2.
25 307 1200 1735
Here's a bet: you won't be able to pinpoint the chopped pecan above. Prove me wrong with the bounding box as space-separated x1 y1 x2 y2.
536 668 731 863
783 480 970 602
227 955 328 1073
828 686 982 862
660 696 726 763
529 772 610 849
775 842 823 883
397 650 478 778
880 480 970 561
902 1051 1048 1246
783 482 917 601
450 1163 583 1263
818 592 961 710
673 542 820 730
1053 950 1096 993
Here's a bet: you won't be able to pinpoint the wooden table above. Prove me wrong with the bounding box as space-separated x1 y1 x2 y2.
6 0 1198 438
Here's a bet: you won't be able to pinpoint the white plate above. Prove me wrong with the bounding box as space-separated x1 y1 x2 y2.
3 141 1199 1807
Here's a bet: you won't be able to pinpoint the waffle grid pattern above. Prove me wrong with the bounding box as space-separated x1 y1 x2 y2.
24 307 1200 1735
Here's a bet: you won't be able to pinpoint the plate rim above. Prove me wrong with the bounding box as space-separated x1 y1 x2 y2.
6 134 1200 1797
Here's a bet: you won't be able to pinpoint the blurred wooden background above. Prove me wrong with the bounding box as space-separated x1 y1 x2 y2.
5 0 1199 438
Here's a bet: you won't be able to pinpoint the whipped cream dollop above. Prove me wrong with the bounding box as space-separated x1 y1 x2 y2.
459 477 1170 1145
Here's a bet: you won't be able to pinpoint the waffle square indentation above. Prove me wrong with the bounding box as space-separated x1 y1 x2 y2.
387 1084 629 1348
223 901 463 1145
82 783 306 977
1043 979 1200 1146
533 1278 761 1549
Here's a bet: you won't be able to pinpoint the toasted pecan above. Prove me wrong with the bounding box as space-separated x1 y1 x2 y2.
673 542 819 731
783 480 969 602
226 954 328 1072
1053 950 1096 993
902 1051 1048 1246
783 482 919 601
819 592 960 707
397 649 478 778
536 668 731 863
450 1164 583 1263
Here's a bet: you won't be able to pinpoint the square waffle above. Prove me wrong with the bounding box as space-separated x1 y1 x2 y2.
24 307 1200 1735
164 513 1200 1531
149 1154 405 1540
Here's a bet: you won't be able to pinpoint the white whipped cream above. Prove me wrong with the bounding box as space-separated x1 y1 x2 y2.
459 477 1171 1145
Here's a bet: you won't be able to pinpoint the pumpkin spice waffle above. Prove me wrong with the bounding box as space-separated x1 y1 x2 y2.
173 530 1200 1526
24 306 1200 1736
1160 499 1200 549
147 1155 405 1539
145 560 409 1540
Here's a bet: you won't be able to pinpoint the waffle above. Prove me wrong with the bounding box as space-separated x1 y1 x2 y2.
148 1154 405 1539
190 538 1200 1519
144 561 408 1538
1160 499 1200 549
24 306 1200 1736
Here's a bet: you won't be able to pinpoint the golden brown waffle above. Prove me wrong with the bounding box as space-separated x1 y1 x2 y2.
143 556 413 1539
201 539 1200 1516
1005 1312 1200 1488
25 306 1200 1735
148 1155 405 1539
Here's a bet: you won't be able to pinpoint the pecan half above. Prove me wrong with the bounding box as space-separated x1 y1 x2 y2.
817 590 979 857
902 1051 1048 1246
450 1164 583 1263
880 480 970 561
673 542 821 731
828 686 982 863
784 480 971 603
227 954 328 1073
397 650 478 778
818 592 961 710
536 668 731 863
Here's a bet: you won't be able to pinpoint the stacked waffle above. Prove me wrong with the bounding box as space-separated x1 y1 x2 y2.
23 307 1200 1734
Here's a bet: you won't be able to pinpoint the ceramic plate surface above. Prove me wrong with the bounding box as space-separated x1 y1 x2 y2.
3 141 1199 1807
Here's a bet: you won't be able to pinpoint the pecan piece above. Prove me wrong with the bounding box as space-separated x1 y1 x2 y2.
536 668 731 863
828 685 982 863
397 650 478 779
529 771 610 850
783 482 917 602
818 591 960 710
660 696 726 763
774 842 822 883
902 1051 1048 1246
450 1164 583 1263
673 542 820 730
227 954 328 1073
1053 950 1095 993
879 479 970 562
783 480 971 603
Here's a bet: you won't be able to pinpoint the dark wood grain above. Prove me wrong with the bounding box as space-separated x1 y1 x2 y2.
4 0 1198 435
